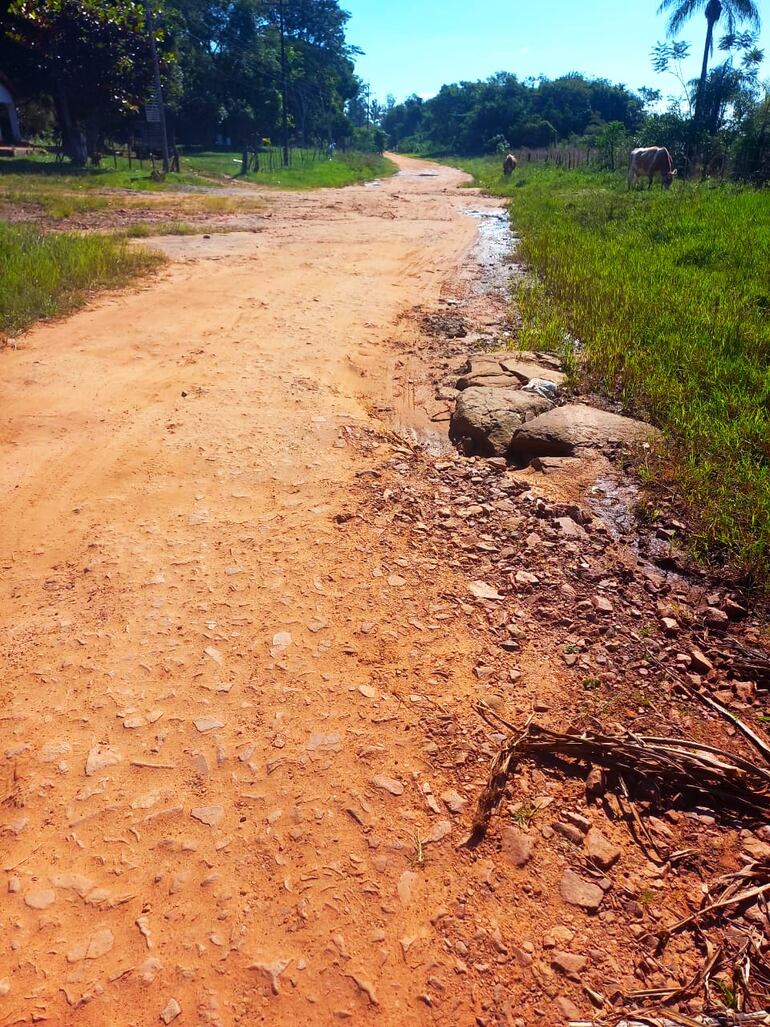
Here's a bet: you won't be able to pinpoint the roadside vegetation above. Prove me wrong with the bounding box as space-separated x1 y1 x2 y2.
184 151 395 190
0 223 161 342
0 150 393 224
457 157 770 586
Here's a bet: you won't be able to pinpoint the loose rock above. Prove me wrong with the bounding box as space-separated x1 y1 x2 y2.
190 805 225 827
585 827 621 870
161 998 182 1024
560 869 604 912
347 973 379 1006
24 889 56 910
67 928 114 963
551 951 587 978
250 959 291 995
193 717 224 733
441 789 467 814
371 774 404 796
85 745 122 777
423 820 452 844
500 826 535 867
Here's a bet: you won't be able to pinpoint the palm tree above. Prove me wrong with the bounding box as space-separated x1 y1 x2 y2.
657 0 761 121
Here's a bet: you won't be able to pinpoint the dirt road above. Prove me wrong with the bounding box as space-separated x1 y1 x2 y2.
0 157 517 1025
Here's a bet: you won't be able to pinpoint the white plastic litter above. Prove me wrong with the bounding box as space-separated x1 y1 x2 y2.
522 378 558 401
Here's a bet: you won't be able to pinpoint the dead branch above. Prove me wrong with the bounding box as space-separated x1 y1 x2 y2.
466 707 770 846
656 860 770 939
683 688 770 767
570 1016 770 1026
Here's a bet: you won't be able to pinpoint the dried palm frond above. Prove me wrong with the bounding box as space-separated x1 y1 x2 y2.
466 707 770 846
695 635 770 691
570 1013 770 1026
657 860 770 939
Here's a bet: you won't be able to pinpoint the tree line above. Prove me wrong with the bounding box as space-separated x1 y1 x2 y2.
382 0 767 183
381 74 645 155
0 0 373 166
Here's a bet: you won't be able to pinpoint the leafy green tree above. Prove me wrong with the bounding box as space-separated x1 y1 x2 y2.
2 0 163 164
657 0 761 122
733 90 770 182
382 73 644 154
596 120 630 169
165 0 357 151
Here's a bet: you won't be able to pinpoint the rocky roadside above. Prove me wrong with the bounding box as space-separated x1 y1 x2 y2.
358 235 770 1023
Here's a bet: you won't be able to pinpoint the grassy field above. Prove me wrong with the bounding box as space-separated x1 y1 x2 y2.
184 150 396 189
0 150 394 227
0 149 395 196
455 158 770 587
0 223 161 341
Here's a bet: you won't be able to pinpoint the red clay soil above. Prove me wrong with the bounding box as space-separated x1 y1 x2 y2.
1 155 768 1027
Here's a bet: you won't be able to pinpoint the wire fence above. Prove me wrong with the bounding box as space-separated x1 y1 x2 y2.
516 146 597 169
245 145 330 173
513 141 770 183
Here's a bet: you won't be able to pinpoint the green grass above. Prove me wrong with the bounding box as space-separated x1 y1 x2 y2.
116 222 243 238
0 223 162 340
0 153 212 191
0 150 394 229
454 158 770 587
241 151 396 189
0 149 395 194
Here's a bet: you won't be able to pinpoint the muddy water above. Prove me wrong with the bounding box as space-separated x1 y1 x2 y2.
464 209 518 301
588 475 641 540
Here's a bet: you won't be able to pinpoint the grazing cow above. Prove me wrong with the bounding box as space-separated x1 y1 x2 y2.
628 147 677 190
503 153 517 177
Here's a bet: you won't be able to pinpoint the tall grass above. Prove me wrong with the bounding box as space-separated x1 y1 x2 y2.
456 159 770 586
0 224 161 340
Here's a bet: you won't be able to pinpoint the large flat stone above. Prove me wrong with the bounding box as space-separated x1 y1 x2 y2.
451 387 552 457
456 352 566 392
509 403 661 461
456 372 520 390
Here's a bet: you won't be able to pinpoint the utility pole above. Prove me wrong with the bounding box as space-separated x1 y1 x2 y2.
144 0 171 174
278 0 290 167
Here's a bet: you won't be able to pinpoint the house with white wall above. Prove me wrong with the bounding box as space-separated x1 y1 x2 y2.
0 74 22 145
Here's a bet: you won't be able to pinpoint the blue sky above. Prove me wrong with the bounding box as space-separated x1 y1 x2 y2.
343 0 769 103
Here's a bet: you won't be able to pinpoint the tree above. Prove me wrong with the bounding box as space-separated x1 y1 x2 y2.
596 120 630 169
657 0 760 123
733 90 770 183
162 0 358 154
3 0 165 164
382 73 644 154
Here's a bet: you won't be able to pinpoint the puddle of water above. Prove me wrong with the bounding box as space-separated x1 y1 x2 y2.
589 475 686 583
589 475 640 541
463 208 522 300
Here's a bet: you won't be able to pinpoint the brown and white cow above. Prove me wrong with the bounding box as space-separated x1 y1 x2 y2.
628 147 677 190
503 153 517 177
